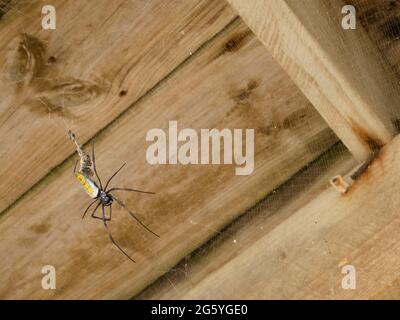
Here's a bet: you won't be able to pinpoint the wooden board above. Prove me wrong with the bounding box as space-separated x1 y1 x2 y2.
0 18 338 299
0 0 237 213
137 133 400 299
227 0 400 162
136 143 356 299
350 0 400 80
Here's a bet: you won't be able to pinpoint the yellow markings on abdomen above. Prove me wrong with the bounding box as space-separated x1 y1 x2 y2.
75 173 99 198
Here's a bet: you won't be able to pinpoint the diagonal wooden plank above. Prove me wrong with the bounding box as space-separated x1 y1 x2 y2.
0 19 338 299
227 0 400 162
0 0 237 213
137 133 400 299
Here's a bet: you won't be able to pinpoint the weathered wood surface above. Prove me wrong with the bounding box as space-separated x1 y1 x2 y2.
0 0 237 213
0 17 338 298
137 143 356 299
227 0 400 162
141 131 400 299
350 0 400 79
139 133 400 299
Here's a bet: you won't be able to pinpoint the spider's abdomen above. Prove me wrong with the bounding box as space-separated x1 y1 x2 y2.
75 173 99 198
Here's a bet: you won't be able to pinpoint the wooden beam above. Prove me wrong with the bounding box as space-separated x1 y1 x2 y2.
138 133 400 299
0 0 237 213
227 0 400 162
0 19 338 299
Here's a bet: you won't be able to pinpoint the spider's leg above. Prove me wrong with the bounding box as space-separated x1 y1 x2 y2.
90 202 110 220
108 187 155 195
82 199 99 219
100 204 112 221
108 204 112 221
101 205 136 263
104 163 126 190
111 195 159 238
92 142 103 189
73 159 78 174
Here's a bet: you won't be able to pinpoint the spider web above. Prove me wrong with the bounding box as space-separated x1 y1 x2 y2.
0 0 399 300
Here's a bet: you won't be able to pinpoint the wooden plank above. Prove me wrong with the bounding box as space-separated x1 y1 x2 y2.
350 0 400 80
0 0 237 213
137 134 400 299
0 19 338 299
227 0 400 162
136 143 356 299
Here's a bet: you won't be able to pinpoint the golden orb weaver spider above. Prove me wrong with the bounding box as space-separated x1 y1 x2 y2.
73 138 159 263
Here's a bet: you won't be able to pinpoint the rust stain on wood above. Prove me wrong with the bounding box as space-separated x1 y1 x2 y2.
340 120 387 191
350 119 384 153
350 149 381 181
343 145 385 198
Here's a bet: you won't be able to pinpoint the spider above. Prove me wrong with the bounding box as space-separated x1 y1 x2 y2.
74 142 159 263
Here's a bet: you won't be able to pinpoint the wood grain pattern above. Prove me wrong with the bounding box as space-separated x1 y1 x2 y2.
0 0 237 213
227 0 400 162
137 132 400 299
0 18 338 299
